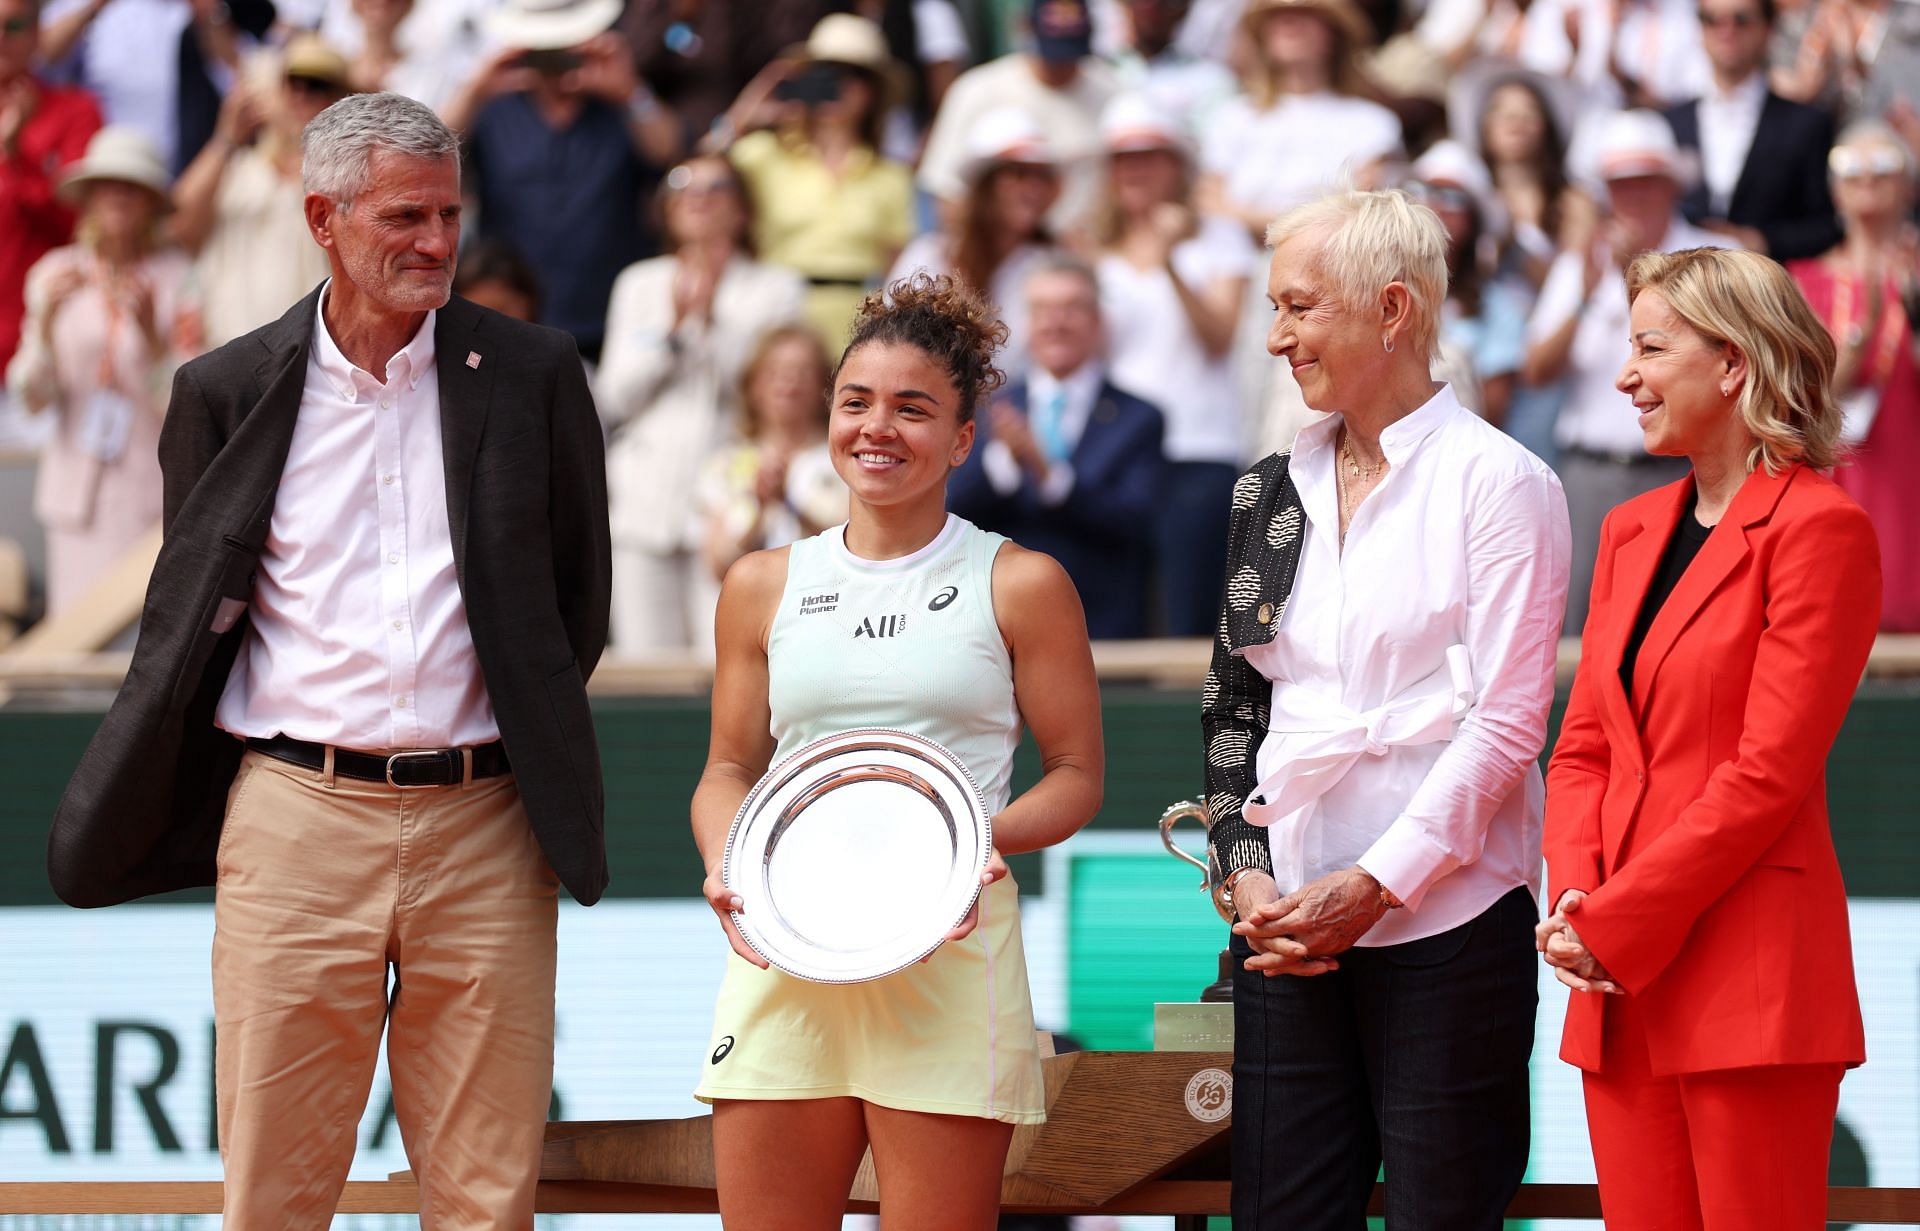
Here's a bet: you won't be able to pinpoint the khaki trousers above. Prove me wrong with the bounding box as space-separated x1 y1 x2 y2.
213 749 559 1230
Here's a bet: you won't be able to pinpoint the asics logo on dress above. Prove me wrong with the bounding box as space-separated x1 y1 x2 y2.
928 586 959 611
711 1036 734 1064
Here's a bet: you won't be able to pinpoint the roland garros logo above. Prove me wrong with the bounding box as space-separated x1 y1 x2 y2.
1184 1067 1232 1122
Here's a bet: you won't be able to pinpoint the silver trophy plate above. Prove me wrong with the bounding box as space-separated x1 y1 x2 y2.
723 727 992 984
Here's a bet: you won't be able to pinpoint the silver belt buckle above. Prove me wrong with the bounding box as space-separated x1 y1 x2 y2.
385 749 446 789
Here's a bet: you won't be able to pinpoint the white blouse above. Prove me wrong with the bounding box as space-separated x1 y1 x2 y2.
1242 385 1571 945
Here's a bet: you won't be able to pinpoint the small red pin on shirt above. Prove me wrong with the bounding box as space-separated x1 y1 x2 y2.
466 351 482 369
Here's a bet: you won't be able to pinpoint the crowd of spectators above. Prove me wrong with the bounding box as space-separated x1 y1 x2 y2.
1 0 1917 648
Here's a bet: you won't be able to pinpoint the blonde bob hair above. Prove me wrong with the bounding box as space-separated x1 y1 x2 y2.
1265 189 1447 363
1625 248 1842 474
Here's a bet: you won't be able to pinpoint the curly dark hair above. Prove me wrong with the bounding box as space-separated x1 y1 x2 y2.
835 273 1009 422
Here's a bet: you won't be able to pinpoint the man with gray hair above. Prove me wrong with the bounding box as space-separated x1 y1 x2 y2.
46 90 611 1227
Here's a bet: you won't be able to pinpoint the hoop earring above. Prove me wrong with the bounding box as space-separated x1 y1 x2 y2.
1383 335 1395 354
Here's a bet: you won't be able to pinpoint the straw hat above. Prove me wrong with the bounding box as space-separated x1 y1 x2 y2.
483 0 620 52
781 13 909 107
958 107 1061 184
282 33 351 88
1241 0 1373 49
57 126 171 206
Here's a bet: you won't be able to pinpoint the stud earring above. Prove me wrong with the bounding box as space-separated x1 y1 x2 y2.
1720 384 1732 397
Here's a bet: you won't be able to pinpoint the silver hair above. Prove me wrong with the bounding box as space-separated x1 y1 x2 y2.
302 92 461 206
1023 252 1103 305
1265 189 1449 363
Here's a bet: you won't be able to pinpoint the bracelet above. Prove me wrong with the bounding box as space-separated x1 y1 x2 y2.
1216 867 1264 920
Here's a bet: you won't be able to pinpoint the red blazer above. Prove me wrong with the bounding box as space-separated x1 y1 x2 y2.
1545 463 1877 1075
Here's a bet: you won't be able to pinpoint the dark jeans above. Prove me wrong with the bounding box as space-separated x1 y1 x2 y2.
1230 885 1538 1230
1155 460 1240 637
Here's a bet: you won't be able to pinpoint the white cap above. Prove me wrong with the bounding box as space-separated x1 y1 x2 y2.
1596 109 1689 182
1099 93 1190 157
959 107 1059 183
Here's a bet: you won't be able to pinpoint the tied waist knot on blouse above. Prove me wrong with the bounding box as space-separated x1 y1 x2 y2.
1246 641 1478 851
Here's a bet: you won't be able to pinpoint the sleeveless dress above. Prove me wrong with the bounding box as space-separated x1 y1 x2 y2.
694 514 1046 1123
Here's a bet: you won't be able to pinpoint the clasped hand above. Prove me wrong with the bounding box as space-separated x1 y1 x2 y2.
1535 889 1621 994
1231 867 1390 978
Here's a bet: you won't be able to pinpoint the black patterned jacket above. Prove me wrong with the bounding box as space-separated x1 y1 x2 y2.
1202 451 1307 885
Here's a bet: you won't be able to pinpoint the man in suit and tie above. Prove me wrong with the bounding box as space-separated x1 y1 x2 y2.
45 91 611 1228
948 256 1165 639
1665 0 1840 261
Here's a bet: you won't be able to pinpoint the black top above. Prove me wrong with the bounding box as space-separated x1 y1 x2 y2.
1620 496 1715 692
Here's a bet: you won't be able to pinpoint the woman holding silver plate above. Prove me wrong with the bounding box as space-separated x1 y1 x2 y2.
689 273 1104 1229
1202 189 1571 1228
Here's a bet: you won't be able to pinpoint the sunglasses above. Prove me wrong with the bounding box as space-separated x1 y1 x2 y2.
1697 9 1761 27
665 164 736 195
1410 181 1476 212
1829 145 1909 179
0 15 33 34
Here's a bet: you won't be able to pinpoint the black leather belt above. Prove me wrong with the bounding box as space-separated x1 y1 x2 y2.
246 734 511 788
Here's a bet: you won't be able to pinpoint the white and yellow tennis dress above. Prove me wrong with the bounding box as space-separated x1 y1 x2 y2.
695 513 1045 1124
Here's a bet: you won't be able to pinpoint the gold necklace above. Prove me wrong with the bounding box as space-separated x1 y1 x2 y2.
1336 429 1383 548
1341 430 1381 481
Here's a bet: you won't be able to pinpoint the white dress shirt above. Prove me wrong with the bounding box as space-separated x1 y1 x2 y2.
1242 385 1570 945
1530 216 1736 455
1099 216 1254 465
1698 72 1768 216
913 53 1120 231
981 361 1102 504
596 254 807 553
1200 93 1404 218
216 286 498 749
42 0 190 169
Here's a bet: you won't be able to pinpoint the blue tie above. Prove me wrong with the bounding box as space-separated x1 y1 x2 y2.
1036 387 1070 463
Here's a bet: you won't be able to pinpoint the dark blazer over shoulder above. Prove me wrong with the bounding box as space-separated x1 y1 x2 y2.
1666 92 1840 262
1200 452 1305 886
47 286 613 908
946 377 1165 640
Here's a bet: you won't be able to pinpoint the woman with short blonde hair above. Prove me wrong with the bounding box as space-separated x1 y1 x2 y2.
1541 245 1879 1229
1206 188 1569 1227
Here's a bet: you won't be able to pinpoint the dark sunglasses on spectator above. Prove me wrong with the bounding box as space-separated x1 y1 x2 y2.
285 74 343 95
1829 145 1908 179
1 16 34 34
1697 9 1760 27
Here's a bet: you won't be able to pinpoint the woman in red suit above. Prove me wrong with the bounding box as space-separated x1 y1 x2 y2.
1539 246 1880 1230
